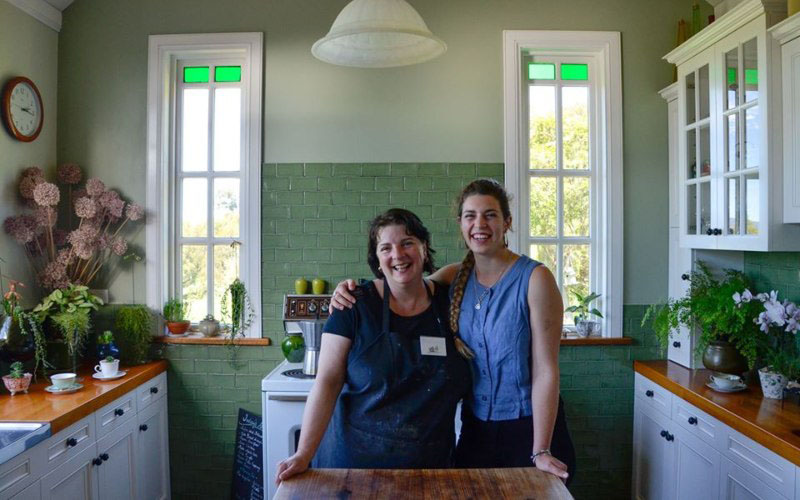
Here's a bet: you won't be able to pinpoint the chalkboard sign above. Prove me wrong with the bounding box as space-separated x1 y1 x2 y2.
231 408 264 500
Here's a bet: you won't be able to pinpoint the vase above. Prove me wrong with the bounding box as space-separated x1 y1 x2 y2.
96 341 121 362
758 367 788 399
575 320 600 337
702 340 748 375
2 373 32 395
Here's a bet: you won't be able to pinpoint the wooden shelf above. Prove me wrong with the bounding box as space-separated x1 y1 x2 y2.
152 335 271 346
560 335 633 346
635 360 800 467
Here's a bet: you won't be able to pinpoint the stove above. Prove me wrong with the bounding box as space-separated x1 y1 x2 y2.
261 360 315 499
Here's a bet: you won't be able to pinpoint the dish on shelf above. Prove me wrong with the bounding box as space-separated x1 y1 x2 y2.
705 381 747 393
44 383 83 394
92 371 127 381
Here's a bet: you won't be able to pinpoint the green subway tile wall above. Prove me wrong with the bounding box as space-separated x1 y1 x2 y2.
743 252 800 299
143 163 666 499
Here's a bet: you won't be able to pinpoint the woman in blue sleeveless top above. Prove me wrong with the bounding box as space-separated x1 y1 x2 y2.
332 180 575 484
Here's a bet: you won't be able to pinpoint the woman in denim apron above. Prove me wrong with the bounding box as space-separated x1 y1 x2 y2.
331 180 575 485
276 209 470 482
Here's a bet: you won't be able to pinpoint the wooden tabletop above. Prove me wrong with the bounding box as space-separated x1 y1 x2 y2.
274 468 573 500
635 360 800 466
0 360 167 434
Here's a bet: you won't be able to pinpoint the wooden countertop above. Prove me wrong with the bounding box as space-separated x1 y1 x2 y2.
0 360 167 434
635 360 800 466
274 468 573 499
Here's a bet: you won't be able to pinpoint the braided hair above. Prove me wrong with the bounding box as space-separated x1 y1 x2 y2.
448 179 513 360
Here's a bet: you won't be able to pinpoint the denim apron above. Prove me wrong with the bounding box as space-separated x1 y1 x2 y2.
314 280 470 469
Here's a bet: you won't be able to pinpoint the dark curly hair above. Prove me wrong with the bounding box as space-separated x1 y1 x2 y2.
367 208 437 278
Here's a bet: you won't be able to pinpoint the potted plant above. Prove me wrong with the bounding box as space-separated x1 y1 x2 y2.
163 298 190 335
115 305 152 365
642 262 758 374
734 289 800 399
33 284 103 372
96 330 120 361
3 361 32 395
565 291 603 337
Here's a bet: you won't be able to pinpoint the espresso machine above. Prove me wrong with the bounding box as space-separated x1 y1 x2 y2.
282 294 331 377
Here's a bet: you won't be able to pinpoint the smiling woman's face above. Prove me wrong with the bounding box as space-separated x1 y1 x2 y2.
376 224 427 286
459 194 510 257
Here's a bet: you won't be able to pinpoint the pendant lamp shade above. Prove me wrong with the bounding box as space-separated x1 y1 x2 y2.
312 0 447 68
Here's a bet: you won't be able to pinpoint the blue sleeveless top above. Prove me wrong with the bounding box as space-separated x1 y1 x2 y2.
455 255 540 420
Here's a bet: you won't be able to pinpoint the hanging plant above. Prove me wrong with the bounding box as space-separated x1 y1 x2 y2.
221 278 254 367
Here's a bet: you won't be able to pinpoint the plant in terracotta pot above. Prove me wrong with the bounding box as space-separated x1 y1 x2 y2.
3 361 32 395
163 298 190 335
642 261 759 374
735 289 800 399
565 291 603 337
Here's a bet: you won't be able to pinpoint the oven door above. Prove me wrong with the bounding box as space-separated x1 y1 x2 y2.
263 391 307 500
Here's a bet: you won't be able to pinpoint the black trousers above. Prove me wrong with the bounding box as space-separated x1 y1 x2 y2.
454 397 576 487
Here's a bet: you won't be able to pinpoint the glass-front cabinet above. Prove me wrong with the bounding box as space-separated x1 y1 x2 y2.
668 1 800 251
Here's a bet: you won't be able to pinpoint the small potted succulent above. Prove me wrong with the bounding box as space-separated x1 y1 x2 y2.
3 361 32 395
565 291 603 337
163 298 190 335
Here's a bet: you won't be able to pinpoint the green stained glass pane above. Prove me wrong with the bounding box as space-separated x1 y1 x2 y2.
184 67 209 83
529 63 555 80
561 64 588 81
215 66 241 82
727 68 736 85
745 69 758 85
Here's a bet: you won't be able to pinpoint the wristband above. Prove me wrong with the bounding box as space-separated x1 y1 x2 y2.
531 449 551 465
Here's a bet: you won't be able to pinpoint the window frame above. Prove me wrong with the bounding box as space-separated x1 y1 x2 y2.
146 33 263 337
503 31 623 337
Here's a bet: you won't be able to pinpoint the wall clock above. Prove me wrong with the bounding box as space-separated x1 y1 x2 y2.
2 76 44 142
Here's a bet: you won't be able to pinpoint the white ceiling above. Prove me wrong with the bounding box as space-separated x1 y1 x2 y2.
44 0 73 10
5 0 72 31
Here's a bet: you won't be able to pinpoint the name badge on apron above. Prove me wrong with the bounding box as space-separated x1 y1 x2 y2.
419 336 447 356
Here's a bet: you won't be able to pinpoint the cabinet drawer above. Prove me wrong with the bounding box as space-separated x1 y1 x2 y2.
634 373 672 417
723 427 795 499
42 414 94 471
0 443 45 499
672 396 725 450
96 391 136 439
136 372 166 412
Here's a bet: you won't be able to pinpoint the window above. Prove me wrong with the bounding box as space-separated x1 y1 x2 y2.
503 31 623 337
146 33 262 336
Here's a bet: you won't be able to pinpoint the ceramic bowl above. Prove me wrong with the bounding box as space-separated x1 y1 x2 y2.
710 373 743 390
51 372 77 389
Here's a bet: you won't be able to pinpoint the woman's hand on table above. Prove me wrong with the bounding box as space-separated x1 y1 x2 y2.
534 453 569 482
331 279 358 310
276 452 311 484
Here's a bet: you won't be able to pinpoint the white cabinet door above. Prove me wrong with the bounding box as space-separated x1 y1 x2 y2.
719 456 786 500
136 396 170 500
40 445 98 500
9 480 40 500
633 398 676 500
673 424 721 500
783 33 800 223
96 418 137 500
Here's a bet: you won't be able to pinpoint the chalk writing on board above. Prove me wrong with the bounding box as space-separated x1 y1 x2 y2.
231 408 264 500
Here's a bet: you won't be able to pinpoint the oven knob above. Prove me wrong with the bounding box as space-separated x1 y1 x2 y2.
308 302 317 313
321 302 329 313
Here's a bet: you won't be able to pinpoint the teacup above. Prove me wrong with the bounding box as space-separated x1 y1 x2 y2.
710 373 743 389
95 359 120 378
51 372 77 389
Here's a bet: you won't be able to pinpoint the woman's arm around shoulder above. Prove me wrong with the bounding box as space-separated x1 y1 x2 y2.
428 262 461 287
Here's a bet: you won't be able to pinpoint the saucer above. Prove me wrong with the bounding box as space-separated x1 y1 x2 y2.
92 371 126 381
45 383 83 394
705 381 747 393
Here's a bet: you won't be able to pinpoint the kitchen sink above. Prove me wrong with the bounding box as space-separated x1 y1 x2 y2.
0 422 51 465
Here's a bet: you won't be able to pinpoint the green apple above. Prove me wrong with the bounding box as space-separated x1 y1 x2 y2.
295 278 309 294
281 334 305 363
312 278 326 295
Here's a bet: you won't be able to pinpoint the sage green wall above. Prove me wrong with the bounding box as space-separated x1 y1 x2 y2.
56 0 703 306
0 1 59 306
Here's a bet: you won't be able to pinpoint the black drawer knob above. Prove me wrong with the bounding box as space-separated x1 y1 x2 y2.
672 341 681 348
645 390 654 398
666 432 674 442
66 437 77 447
92 458 102 466
150 387 159 394
688 416 698 425
140 424 149 432
100 453 109 461
114 408 124 416
713 228 722 235
681 273 689 281
706 228 714 235
660 430 667 438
